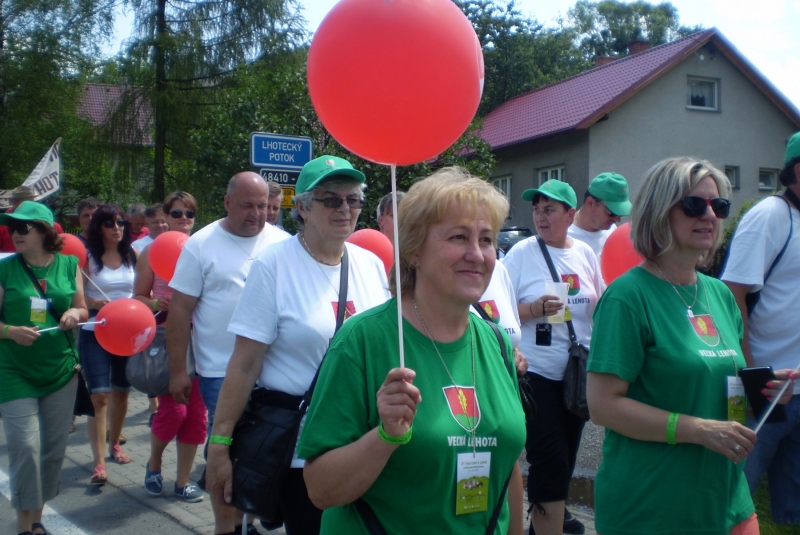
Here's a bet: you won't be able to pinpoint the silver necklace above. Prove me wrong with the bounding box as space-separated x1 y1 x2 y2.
656 264 698 317
300 232 341 266
222 227 262 262
412 299 479 453
300 233 342 297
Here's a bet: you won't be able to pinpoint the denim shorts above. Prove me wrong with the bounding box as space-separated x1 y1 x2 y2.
79 329 131 394
198 375 225 436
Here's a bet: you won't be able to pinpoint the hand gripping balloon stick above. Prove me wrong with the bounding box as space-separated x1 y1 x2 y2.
38 319 106 333
391 165 405 369
754 361 800 434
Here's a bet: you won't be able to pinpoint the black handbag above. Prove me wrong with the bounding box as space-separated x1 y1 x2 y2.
229 248 349 522
535 238 590 421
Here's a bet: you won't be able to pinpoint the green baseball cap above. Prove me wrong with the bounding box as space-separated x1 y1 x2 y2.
785 132 800 165
295 155 366 195
522 179 577 208
588 172 632 216
0 200 54 227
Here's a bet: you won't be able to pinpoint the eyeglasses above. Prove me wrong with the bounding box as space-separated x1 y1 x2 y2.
9 222 34 235
169 209 195 219
598 201 619 218
313 197 366 209
102 219 126 229
680 196 731 219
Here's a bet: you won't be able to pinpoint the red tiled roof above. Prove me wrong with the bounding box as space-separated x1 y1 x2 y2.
480 29 800 150
78 83 153 146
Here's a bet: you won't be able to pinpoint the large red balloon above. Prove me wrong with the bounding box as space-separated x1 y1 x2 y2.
347 229 394 275
59 233 87 268
308 0 484 165
149 231 189 282
601 223 643 284
95 298 156 356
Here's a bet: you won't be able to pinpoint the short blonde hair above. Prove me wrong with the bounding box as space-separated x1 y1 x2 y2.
390 167 509 296
631 157 731 267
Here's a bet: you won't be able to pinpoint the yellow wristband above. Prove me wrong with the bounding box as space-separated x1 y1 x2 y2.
378 422 412 445
666 412 679 445
209 434 232 446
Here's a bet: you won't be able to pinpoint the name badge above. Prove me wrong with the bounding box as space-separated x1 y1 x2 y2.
30 297 47 324
456 451 491 515
727 376 746 424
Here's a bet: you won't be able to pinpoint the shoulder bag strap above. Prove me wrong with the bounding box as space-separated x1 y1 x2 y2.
300 246 349 410
535 238 579 344
763 195 793 285
485 470 513 535
471 303 513 379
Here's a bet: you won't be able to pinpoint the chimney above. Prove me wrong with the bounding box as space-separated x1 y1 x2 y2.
628 40 650 55
594 56 616 67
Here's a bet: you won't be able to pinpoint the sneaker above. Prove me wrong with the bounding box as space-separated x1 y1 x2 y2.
174 482 204 503
563 507 585 535
144 463 163 496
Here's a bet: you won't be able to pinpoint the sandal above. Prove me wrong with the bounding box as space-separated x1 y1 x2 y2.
109 444 131 464
90 465 107 485
31 522 48 535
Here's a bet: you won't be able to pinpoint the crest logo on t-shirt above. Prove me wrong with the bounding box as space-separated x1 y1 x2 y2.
689 314 720 347
443 386 481 432
331 301 356 321
477 300 500 324
38 279 47 293
561 274 580 296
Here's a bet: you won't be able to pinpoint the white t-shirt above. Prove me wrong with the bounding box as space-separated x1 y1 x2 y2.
228 238 390 467
720 195 800 393
471 261 522 348
169 220 290 377
83 254 135 331
131 235 154 253
568 223 616 259
502 236 604 380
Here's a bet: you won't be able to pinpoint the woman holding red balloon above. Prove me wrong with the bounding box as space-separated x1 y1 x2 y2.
134 192 206 503
0 201 88 535
80 204 138 484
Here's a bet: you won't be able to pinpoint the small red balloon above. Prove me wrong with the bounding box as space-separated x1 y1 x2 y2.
59 233 87 268
149 231 189 282
95 298 156 356
308 0 484 165
601 223 643 284
347 229 394 275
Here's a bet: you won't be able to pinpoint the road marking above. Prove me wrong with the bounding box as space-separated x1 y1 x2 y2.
0 466 89 534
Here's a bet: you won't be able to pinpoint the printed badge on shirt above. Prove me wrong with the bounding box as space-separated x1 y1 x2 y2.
331 301 356 321
477 300 500 324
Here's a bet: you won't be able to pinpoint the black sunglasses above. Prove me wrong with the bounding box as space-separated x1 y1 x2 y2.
313 197 366 209
102 219 126 229
680 196 731 219
169 209 196 219
9 222 35 235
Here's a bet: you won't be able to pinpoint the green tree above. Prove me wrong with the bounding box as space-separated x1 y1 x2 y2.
568 0 702 60
110 0 306 202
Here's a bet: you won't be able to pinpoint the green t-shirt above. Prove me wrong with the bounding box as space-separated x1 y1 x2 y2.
298 299 526 535
0 253 79 403
587 268 753 535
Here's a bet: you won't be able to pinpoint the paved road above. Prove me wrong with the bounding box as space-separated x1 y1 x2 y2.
0 390 598 534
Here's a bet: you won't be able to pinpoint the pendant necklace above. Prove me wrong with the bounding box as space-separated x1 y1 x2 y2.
300 232 343 298
222 227 262 262
656 264 698 317
28 254 54 293
413 299 479 454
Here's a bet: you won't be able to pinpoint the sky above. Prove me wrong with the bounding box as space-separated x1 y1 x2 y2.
109 0 800 111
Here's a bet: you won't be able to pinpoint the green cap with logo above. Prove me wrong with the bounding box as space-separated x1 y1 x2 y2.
588 172 632 216
0 200 54 227
295 155 366 195
785 132 800 165
522 179 577 208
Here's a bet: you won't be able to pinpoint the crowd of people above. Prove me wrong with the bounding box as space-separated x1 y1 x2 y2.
0 134 799 535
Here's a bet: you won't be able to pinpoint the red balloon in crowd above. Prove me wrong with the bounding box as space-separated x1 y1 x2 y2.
59 233 87 268
307 0 484 166
95 298 156 356
347 229 394 275
601 222 643 284
149 231 189 282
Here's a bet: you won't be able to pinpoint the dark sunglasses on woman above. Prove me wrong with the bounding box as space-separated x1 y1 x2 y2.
313 197 366 209
680 196 731 219
8 222 35 235
102 219 126 229
169 210 195 219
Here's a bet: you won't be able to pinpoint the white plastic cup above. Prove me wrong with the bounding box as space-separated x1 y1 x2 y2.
544 281 570 324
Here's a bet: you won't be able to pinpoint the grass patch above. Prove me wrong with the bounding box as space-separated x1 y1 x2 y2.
753 478 800 534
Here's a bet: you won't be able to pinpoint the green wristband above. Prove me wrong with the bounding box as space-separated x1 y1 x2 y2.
666 412 680 445
378 422 412 445
152 299 159 312
209 434 232 446
2 325 9 339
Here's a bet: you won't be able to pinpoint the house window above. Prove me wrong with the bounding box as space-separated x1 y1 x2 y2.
539 166 565 185
687 77 718 111
492 176 511 198
758 168 778 191
724 166 740 189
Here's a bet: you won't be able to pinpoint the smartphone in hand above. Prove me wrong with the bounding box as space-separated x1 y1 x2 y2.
739 366 787 424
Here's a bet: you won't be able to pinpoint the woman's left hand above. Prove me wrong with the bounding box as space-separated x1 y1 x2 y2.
59 309 82 331
513 347 528 377
765 370 799 405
